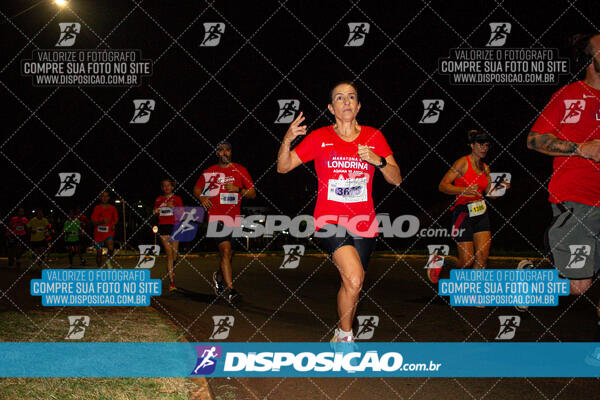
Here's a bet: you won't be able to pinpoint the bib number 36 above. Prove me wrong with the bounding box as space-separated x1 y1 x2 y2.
327 177 368 203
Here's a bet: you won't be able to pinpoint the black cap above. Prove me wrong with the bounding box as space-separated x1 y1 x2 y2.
467 129 491 144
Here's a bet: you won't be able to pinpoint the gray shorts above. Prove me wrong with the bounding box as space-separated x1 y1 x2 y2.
547 201 600 280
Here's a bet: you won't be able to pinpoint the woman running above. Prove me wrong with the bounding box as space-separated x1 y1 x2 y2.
153 179 183 291
435 129 510 283
277 81 402 343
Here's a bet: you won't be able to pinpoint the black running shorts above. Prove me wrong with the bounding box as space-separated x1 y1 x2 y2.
451 203 491 242
316 224 376 270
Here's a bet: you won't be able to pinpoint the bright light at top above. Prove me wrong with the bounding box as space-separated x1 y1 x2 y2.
55 0 68 7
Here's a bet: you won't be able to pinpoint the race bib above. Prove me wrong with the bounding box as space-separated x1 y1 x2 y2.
220 192 239 205
36 227 45 232
327 177 368 203
467 200 487 217
159 207 173 216
15 226 24 231
97 225 109 233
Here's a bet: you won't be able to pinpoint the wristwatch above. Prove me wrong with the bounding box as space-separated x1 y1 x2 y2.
375 156 387 169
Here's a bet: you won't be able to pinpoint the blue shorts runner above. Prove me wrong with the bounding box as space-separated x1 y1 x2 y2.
94 236 114 249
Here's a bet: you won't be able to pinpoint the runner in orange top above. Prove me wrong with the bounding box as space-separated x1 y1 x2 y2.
436 129 510 284
91 191 119 268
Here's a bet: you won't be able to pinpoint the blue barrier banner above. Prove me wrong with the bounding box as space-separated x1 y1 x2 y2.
438 269 570 307
30 269 162 306
0 342 599 377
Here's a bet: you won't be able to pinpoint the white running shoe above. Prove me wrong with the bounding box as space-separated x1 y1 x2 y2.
330 328 340 343
330 330 358 355
515 259 534 312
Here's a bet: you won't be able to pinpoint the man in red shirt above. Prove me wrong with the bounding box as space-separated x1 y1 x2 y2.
6 207 28 268
526 33 600 338
91 191 119 268
194 142 255 302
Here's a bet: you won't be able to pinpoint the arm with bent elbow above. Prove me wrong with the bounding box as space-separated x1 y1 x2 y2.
527 130 600 161
438 158 478 197
380 155 402 186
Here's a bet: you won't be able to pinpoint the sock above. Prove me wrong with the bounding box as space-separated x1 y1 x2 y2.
339 328 353 338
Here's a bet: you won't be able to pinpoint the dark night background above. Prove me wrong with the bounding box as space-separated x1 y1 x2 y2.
2 0 599 254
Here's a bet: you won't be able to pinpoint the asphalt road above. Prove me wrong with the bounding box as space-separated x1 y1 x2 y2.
2 253 599 399
148 253 600 400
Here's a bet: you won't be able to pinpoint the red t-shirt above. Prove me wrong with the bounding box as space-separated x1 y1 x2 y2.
154 194 183 225
8 217 28 237
531 81 600 206
195 163 254 227
91 204 118 242
294 125 393 237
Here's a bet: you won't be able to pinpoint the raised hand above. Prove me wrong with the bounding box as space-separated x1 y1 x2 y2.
283 112 307 144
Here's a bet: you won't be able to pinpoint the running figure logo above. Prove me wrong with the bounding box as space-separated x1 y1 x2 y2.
136 245 160 269
486 23 511 47
419 99 444 124
56 23 81 47
200 23 225 47
495 315 520 340
201 172 225 197
65 316 90 340
488 172 511 197
345 23 370 47
130 99 156 124
562 100 586 124
275 99 300 124
280 244 305 269
191 345 222 375
56 172 81 197
210 316 235 340
171 207 204 242
355 315 379 340
425 245 449 269
566 245 591 269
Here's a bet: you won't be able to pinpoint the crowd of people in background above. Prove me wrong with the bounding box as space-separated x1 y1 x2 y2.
4 206 90 269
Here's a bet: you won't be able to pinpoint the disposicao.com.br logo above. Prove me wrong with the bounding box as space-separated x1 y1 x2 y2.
191 347 442 375
207 214 462 239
